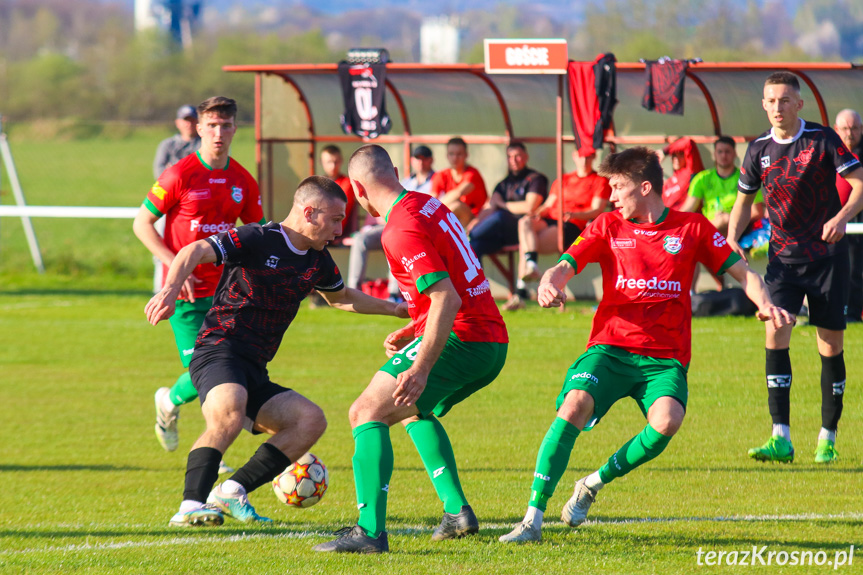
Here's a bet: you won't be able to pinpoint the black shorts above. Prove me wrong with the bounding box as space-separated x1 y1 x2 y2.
189 345 291 434
541 218 582 246
765 254 849 331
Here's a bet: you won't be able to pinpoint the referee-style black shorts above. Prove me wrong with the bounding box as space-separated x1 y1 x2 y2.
189 345 291 434
765 253 849 331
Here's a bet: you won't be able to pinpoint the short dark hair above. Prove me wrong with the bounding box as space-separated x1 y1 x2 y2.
198 96 237 119
446 137 467 150
765 72 800 93
294 175 347 206
714 135 736 149
598 147 663 196
507 141 527 153
321 145 342 157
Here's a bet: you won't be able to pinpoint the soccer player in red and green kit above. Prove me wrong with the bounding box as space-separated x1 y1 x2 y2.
500 147 795 543
133 96 265 461
313 144 508 554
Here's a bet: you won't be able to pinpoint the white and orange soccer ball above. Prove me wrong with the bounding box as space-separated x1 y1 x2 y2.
272 453 329 508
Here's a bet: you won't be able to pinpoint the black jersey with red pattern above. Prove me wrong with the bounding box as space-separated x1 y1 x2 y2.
738 120 860 263
197 222 343 364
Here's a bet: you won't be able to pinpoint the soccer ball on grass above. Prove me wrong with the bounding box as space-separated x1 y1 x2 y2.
272 453 329 508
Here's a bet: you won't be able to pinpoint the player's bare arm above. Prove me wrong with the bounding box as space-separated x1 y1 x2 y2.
725 259 795 329
133 206 201 301
392 278 461 408
440 178 475 206
537 260 575 308
319 287 409 318
823 167 863 243
145 239 217 325
726 191 756 259
384 321 416 358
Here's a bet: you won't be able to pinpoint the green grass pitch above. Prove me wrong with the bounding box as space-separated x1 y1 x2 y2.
0 296 860 573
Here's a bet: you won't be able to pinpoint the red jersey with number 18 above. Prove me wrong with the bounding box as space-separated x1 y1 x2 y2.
382 191 508 343
561 209 739 366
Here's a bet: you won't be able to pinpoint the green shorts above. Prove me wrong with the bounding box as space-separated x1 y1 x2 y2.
380 333 507 418
556 345 688 430
168 297 212 368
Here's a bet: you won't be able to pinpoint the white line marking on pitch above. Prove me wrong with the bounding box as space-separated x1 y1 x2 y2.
4 513 862 555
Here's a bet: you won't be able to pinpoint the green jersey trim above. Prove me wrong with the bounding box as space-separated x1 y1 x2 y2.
195 150 230 171
628 207 669 225
258 217 267 225
143 198 163 218
558 253 578 273
417 271 449 293
717 251 742 275
385 189 409 223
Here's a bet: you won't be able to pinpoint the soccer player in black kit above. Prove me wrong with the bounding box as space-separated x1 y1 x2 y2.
727 72 863 464
145 175 409 526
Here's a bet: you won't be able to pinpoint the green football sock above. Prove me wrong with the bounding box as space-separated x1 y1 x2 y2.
353 421 393 538
598 423 671 484
169 372 198 407
405 416 467 514
528 417 580 512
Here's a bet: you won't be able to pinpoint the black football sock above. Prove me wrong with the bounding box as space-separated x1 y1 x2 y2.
766 348 792 426
183 447 222 503
229 443 292 494
820 352 845 431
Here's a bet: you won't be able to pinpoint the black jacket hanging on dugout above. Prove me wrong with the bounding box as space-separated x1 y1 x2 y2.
641 58 688 116
338 62 391 139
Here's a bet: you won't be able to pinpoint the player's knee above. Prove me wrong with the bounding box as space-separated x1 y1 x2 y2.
557 390 594 430
302 403 327 442
208 408 245 437
648 403 685 436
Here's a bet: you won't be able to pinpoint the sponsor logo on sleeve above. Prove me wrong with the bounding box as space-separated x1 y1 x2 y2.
663 236 683 254
713 232 727 248
151 182 167 201
401 252 427 271
231 186 243 203
611 238 636 249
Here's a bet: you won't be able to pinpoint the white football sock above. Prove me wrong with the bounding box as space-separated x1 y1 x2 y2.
772 424 791 441
584 471 605 492
524 505 544 527
222 479 245 494
179 499 204 513
818 427 836 442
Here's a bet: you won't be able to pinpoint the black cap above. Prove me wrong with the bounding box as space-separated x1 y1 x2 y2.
412 145 433 158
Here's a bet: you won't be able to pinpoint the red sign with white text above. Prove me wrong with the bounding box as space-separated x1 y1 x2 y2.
484 39 568 74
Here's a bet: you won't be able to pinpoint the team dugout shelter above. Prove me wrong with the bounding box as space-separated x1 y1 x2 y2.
223 52 863 295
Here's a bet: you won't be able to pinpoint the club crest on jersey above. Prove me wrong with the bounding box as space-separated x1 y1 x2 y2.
231 186 243 203
265 255 279 269
760 156 770 169
793 145 814 167
663 235 683 254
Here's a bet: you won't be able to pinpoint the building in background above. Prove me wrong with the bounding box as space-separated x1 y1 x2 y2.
135 0 203 49
420 16 460 64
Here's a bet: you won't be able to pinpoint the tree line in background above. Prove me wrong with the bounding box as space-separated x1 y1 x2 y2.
0 0 860 125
